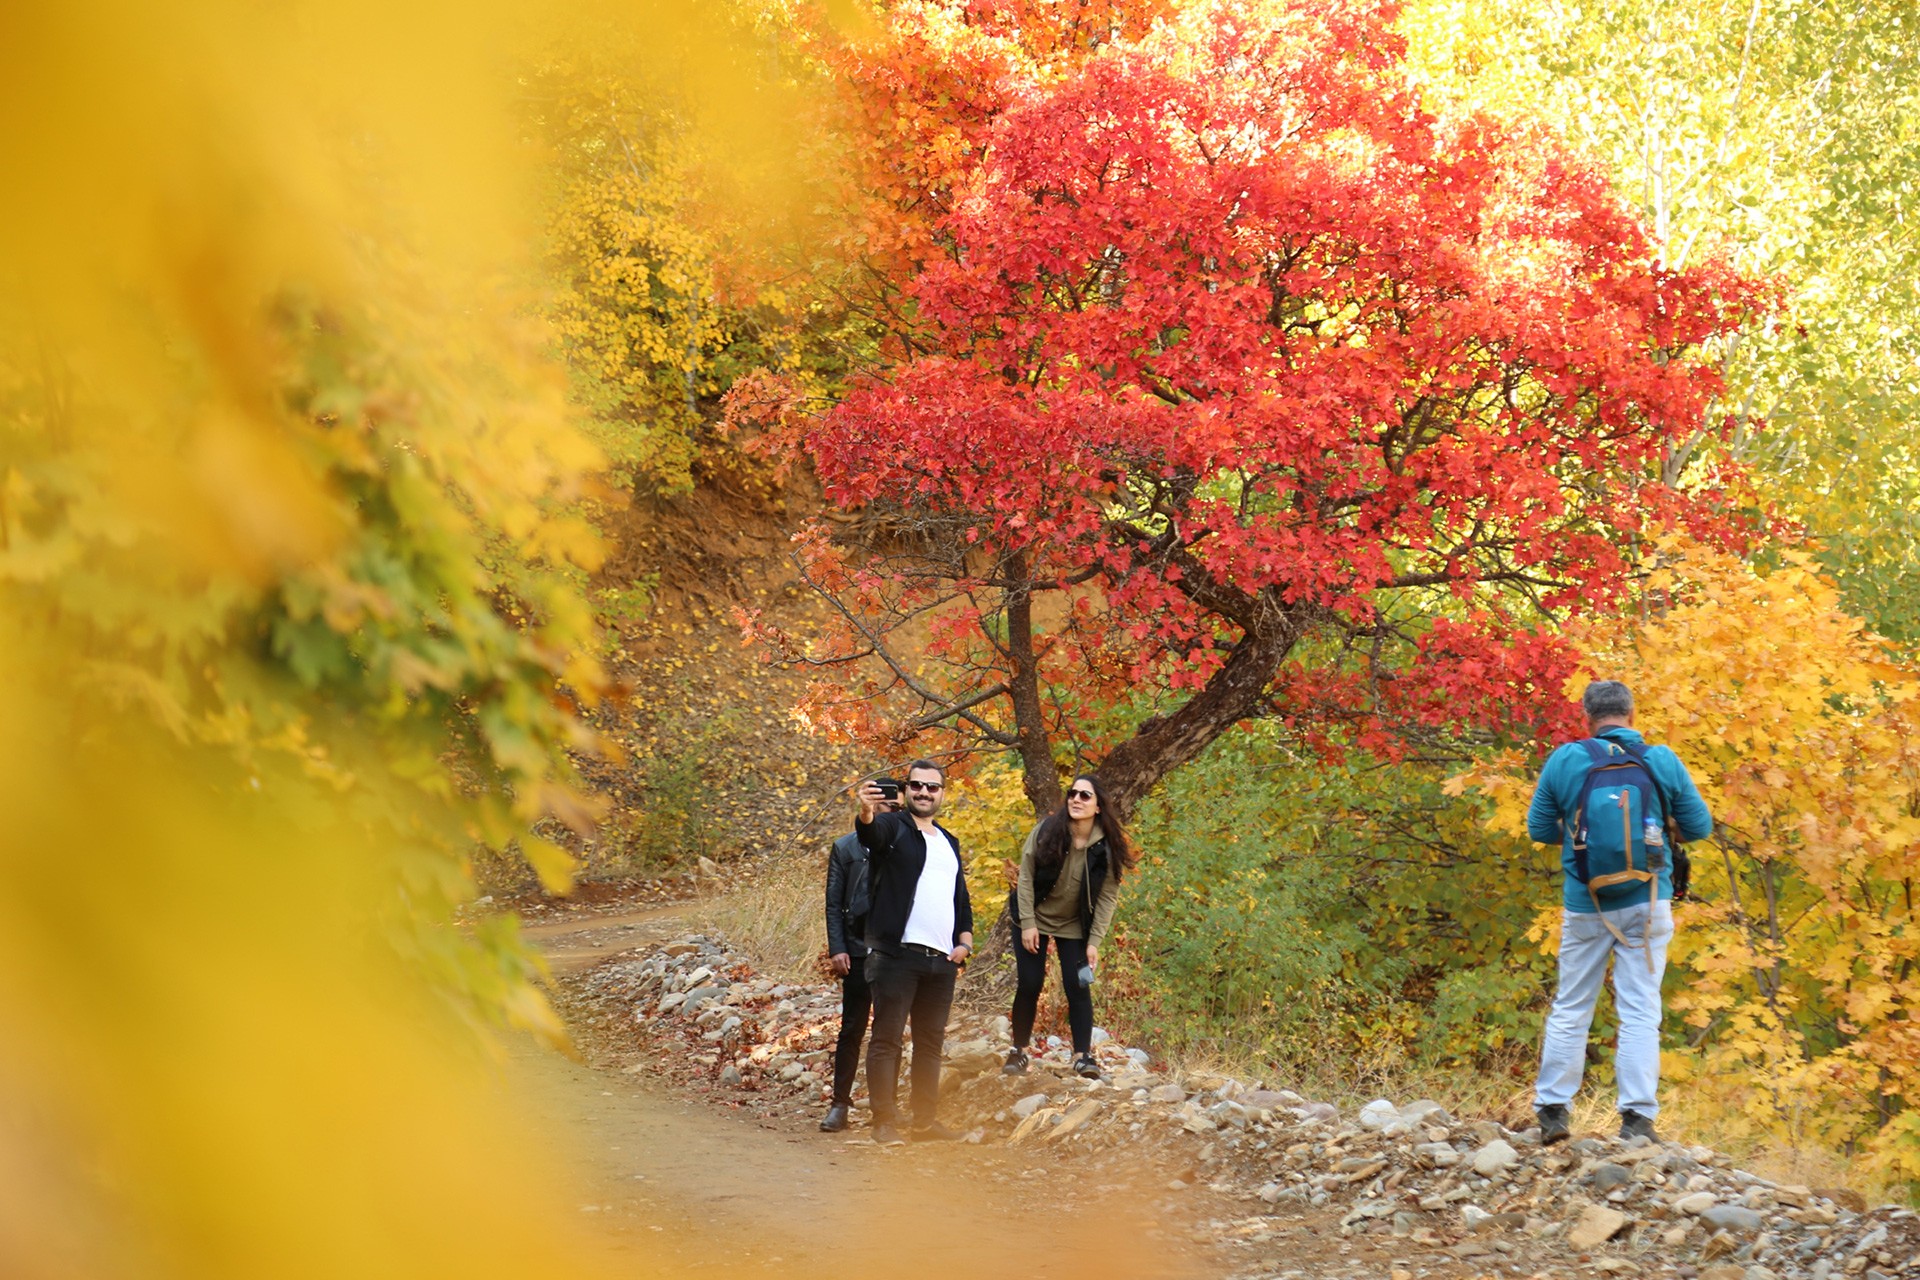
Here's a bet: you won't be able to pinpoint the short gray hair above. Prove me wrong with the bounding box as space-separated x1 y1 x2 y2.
1582 680 1634 722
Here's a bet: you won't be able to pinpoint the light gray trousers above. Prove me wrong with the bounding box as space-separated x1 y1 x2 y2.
1534 901 1674 1117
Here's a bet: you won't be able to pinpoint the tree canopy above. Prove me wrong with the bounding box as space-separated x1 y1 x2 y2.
739 0 1767 815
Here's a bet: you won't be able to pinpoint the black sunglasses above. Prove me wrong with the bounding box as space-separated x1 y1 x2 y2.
1066 788 1095 802
906 779 943 793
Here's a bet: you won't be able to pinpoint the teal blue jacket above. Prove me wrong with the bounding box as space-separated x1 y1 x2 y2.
1526 726 1714 912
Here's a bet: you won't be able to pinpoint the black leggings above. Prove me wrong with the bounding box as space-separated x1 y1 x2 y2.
1010 932 1093 1056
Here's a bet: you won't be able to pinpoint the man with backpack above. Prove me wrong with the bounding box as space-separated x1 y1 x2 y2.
1529 680 1713 1144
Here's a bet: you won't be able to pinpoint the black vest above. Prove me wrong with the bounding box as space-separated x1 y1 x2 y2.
1012 836 1111 936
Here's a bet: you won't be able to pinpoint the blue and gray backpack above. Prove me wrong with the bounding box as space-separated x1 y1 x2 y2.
1571 738 1693 907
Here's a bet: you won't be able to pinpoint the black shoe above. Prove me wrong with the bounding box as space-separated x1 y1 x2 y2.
1619 1110 1657 1142
871 1122 906 1147
820 1104 851 1133
909 1121 960 1142
1002 1047 1029 1075
1536 1104 1570 1145
1073 1054 1101 1079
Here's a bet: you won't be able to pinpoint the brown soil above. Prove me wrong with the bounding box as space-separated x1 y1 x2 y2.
512 899 1218 1280
515 890 1558 1280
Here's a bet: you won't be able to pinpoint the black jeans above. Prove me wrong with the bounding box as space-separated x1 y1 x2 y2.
864 947 958 1127
1010 932 1093 1056
831 959 872 1107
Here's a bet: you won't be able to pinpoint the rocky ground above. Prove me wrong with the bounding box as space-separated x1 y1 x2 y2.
557 924 1920 1280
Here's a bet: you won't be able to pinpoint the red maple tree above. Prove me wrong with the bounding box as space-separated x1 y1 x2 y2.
738 0 1765 817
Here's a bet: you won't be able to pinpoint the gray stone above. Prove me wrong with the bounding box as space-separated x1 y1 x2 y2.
1571 1137 1609 1156
1742 1267 1779 1280
778 1062 805 1081
1471 1138 1520 1176
1398 1099 1452 1127
718 1064 742 1086
1090 1027 1111 1046
1674 1191 1719 1215
1148 1083 1186 1104
1010 1093 1049 1120
679 985 728 1014
1239 1089 1294 1110
1413 1141 1462 1168
1589 1163 1634 1191
1358 1099 1400 1130
1293 1102 1339 1124
1209 1100 1250 1128
1701 1205 1767 1234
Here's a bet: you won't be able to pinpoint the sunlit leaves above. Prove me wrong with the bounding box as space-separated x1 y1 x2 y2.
750 0 1764 809
1456 536 1920 1178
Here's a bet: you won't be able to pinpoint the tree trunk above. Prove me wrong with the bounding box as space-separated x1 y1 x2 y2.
1004 552 1062 819
1093 622 1299 820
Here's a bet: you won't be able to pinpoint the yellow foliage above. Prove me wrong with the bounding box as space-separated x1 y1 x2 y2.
1458 536 1920 1176
0 0 817 1273
943 757 1040 909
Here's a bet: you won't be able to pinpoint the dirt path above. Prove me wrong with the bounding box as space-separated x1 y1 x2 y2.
510 903 1219 1280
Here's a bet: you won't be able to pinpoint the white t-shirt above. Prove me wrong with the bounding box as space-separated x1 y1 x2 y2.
901 824 959 953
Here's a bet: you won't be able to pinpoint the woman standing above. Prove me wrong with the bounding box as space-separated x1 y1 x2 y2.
1002 774 1136 1079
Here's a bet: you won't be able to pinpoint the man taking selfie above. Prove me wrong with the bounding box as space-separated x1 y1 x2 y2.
853 760 973 1146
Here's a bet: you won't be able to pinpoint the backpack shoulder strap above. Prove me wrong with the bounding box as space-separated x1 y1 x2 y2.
1616 740 1684 843
1569 739 1617 884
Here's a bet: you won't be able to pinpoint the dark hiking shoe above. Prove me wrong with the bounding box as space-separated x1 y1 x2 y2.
1619 1110 1657 1142
1002 1047 1029 1075
1536 1104 1571 1146
871 1122 906 1147
1073 1054 1102 1079
819 1105 851 1133
909 1121 960 1142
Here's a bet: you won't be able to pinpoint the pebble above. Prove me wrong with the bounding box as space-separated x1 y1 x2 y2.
1567 1205 1630 1250
1471 1138 1519 1176
1702 1204 1768 1234
1589 1162 1633 1191
602 925 1902 1280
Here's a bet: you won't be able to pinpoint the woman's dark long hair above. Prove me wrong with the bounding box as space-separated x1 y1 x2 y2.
1030 773 1136 881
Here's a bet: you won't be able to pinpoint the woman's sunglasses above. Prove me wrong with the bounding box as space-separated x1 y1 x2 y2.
1066 788 1096 802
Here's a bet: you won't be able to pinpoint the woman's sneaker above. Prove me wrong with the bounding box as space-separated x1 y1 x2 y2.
1002 1047 1029 1075
1073 1054 1101 1079
1535 1103 1570 1145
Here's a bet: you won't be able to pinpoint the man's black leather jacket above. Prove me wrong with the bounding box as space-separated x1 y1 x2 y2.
825 831 871 959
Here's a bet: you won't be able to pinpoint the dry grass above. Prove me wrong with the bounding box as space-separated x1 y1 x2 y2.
686 852 825 985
